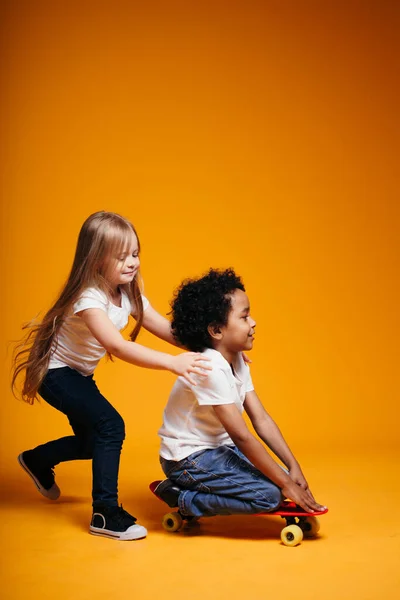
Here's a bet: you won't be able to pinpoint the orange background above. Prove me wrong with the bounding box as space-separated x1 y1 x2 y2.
1 0 399 469
1 3 400 599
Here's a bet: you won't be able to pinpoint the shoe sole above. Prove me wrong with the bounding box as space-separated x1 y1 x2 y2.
89 525 148 540
150 479 179 508
17 453 60 500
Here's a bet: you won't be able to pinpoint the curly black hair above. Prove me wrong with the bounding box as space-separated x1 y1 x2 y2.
170 268 245 352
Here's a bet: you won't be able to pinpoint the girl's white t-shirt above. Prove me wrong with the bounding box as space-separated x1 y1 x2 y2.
158 348 254 461
48 287 149 376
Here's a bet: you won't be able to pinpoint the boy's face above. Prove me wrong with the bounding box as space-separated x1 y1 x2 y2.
219 289 256 354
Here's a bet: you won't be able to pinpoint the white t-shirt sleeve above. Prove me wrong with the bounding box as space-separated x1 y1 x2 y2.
192 368 235 406
72 289 148 316
73 288 108 314
141 294 149 311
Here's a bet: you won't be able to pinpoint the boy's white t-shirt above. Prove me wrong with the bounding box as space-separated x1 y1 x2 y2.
48 287 149 376
158 348 254 461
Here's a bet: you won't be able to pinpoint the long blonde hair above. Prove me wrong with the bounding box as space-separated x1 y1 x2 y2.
12 211 144 404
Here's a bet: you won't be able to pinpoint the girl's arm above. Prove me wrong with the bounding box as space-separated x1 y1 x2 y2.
78 308 210 385
141 305 178 346
213 403 325 513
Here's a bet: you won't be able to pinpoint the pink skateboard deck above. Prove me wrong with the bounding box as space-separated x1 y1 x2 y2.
150 480 328 546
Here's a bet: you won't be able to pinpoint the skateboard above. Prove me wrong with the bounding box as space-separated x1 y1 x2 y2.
150 480 328 546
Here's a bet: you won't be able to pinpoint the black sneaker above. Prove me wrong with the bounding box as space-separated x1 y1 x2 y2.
90 505 147 540
18 451 60 500
151 479 182 508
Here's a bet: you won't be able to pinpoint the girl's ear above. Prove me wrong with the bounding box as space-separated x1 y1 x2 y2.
208 323 223 340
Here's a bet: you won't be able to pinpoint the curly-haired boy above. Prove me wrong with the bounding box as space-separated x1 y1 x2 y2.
154 268 326 517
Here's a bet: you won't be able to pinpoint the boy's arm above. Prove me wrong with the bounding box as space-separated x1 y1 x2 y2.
213 403 325 513
243 390 307 487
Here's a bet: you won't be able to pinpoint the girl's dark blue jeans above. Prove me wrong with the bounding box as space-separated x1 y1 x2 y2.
34 366 125 507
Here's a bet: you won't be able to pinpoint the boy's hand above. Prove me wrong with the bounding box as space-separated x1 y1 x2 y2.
281 481 327 514
289 464 308 489
169 353 212 386
289 464 321 507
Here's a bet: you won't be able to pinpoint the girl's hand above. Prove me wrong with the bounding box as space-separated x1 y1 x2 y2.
281 481 327 514
242 352 252 364
169 353 212 385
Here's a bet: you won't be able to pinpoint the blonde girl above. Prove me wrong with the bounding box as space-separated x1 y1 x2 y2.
12 211 209 541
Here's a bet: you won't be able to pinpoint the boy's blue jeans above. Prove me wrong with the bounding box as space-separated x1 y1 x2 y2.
160 445 283 517
33 367 125 507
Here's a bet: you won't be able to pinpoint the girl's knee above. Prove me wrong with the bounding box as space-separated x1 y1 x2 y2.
111 413 125 440
97 412 125 441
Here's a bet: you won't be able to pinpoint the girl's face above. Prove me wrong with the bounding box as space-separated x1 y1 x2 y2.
103 233 140 290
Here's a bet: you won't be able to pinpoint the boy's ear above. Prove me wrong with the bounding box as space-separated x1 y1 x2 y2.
208 323 223 340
